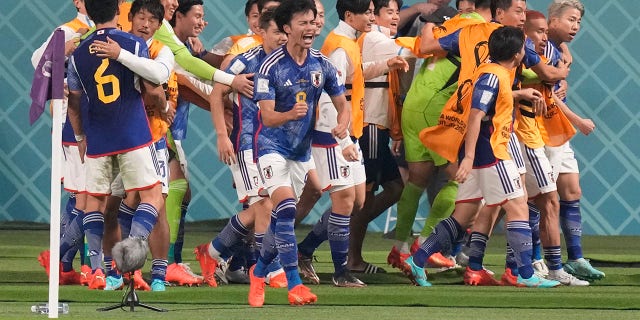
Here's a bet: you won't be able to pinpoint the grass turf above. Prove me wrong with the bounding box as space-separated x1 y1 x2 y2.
0 221 639 319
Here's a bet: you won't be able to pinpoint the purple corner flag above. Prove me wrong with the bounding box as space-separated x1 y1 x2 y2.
29 28 65 125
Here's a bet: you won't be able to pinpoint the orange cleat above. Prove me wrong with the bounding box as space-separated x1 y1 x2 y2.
88 269 106 290
38 250 51 276
248 265 266 307
501 268 519 286
132 269 150 291
464 267 500 286
410 238 421 254
194 244 218 287
266 269 288 288
60 269 82 285
80 265 91 286
166 263 203 286
387 246 411 275
426 252 456 269
288 284 317 306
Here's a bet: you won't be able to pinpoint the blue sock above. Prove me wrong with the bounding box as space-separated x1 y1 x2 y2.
61 194 77 236
212 214 249 260
256 222 278 276
528 202 542 260
273 199 302 290
129 203 158 239
104 256 118 277
83 211 104 271
60 209 84 271
560 200 583 260
467 232 489 271
254 256 270 278
298 210 330 257
413 217 464 268
505 243 518 275
506 221 534 279
117 201 135 239
544 246 563 271
267 257 283 273
328 213 350 275
254 232 264 265
173 203 188 263
151 259 168 281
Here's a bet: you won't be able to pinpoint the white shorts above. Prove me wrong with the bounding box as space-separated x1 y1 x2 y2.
62 144 86 193
173 139 189 181
110 172 125 198
258 153 313 200
311 140 366 193
521 143 557 197
456 159 525 206
545 141 579 180
508 132 526 175
85 144 161 196
154 139 170 195
230 149 266 203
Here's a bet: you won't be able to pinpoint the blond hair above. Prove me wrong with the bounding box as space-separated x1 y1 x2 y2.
548 0 585 18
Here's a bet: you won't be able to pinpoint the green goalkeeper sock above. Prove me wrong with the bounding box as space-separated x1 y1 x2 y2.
395 182 423 242
166 178 187 263
421 180 458 237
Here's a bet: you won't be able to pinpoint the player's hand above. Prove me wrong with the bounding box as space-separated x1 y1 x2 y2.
532 97 547 117
289 101 308 120
387 56 409 72
77 140 87 164
332 122 348 139
391 140 402 157
165 105 176 125
217 136 236 165
519 88 543 102
576 118 595 136
342 144 359 162
455 157 473 183
230 73 254 98
93 37 121 59
555 80 568 101
414 2 438 15
188 37 205 55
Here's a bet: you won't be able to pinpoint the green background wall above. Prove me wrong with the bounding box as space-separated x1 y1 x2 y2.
1 0 638 234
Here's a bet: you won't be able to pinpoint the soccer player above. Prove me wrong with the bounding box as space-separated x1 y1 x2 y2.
66 0 166 290
248 0 351 306
194 8 288 288
545 0 604 281
407 26 561 288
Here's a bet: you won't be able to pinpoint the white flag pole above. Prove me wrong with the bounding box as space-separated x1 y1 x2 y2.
48 98 63 318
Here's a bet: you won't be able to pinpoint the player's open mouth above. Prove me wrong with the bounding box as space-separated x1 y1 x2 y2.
302 34 314 44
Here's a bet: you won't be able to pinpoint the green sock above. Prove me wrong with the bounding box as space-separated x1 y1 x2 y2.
395 182 424 242
166 178 188 263
421 180 458 237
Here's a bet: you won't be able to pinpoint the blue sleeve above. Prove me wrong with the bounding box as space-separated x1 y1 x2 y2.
471 73 499 114
438 29 461 56
67 56 81 91
225 55 248 75
522 38 541 68
323 59 345 97
254 70 275 102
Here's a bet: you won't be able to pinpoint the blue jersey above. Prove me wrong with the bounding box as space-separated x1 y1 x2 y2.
544 41 566 102
226 46 267 152
68 28 152 157
254 46 344 161
169 41 197 140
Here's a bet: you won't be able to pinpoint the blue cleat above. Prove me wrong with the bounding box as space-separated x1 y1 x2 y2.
516 274 561 288
151 279 166 292
564 258 605 281
405 256 431 287
104 275 124 291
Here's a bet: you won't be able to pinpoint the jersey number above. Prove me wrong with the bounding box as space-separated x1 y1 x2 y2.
94 59 120 104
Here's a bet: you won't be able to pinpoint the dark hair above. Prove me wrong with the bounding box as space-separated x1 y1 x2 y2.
85 0 118 24
336 0 371 21
259 8 276 30
473 0 490 9
170 0 203 27
373 0 403 16
258 0 282 12
455 0 475 10
274 0 316 32
130 0 165 22
491 0 526 18
245 0 258 16
488 25 525 62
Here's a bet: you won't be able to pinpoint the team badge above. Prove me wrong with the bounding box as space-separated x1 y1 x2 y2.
253 176 259 187
263 166 273 179
311 71 323 88
340 165 350 178
513 177 522 189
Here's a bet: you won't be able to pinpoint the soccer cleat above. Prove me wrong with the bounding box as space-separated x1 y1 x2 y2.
532 259 549 278
248 265 266 308
288 284 317 306
80 265 92 286
387 246 411 274
194 244 219 287
464 267 500 286
564 258 605 281
266 268 288 288
226 267 250 284
59 269 82 285
37 250 51 276
88 269 106 290
410 238 422 254
455 250 470 267
166 263 203 286
215 260 229 285
151 279 166 291
332 270 366 288
405 256 431 287
547 269 589 286
426 252 456 269
516 274 561 288
500 268 519 286
132 269 151 291
104 275 124 290
298 253 320 285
